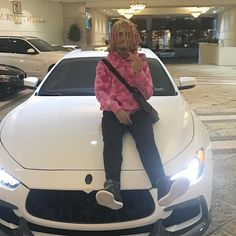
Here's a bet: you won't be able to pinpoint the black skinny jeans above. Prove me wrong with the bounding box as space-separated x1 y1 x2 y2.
102 109 165 187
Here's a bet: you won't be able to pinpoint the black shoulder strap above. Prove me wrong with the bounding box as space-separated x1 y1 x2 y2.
102 58 136 94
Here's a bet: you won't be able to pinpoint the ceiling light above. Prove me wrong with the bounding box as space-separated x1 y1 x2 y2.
187 7 211 18
117 9 135 19
129 3 146 12
123 13 134 19
191 12 202 18
199 7 210 14
117 8 134 15
187 7 210 13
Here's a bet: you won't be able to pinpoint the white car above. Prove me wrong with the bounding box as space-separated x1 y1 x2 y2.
156 48 180 59
0 36 66 80
62 45 80 51
0 49 212 235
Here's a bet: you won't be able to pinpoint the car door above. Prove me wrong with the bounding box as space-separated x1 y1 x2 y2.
8 38 45 78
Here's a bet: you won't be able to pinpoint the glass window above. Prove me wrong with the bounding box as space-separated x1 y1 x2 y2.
147 58 176 96
0 38 10 53
38 57 176 96
28 38 56 52
11 39 33 54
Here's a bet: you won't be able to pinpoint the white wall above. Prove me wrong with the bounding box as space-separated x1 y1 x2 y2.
199 43 219 65
217 7 236 47
199 43 236 65
199 7 236 65
0 0 64 44
0 0 109 47
218 46 236 65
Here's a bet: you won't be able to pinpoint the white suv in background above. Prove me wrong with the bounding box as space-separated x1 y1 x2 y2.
0 36 67 80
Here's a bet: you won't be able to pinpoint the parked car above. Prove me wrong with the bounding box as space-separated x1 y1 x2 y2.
62 45 80 51
94 46 108 51
51 45 71 52
0 36 66 80
156 48 180 58
0 64 26 99
0 48 212 235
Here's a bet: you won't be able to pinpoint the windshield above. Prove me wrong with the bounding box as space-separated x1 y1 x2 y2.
38 57 176 96
28 39 56 52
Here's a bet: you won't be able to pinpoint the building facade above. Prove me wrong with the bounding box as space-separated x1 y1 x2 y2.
0 0 109 47
1 0 236 64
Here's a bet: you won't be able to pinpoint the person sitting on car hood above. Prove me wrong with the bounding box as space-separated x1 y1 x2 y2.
95 19 190 210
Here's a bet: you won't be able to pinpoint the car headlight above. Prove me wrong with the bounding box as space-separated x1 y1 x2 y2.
170 148 205 184
0 168 20 189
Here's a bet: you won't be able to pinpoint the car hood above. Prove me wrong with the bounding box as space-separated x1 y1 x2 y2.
0 96 193 170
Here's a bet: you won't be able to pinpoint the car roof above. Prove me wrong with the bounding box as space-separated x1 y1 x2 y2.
63 48 158 60
0 36 39 40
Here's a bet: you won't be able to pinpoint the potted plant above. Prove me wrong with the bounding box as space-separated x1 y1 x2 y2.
67 23 81 43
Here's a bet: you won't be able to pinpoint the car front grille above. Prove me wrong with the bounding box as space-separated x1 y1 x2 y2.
26 189 155 224
162 196 206 229
0 205 20 225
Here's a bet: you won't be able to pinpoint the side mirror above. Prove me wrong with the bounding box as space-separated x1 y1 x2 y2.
27 48 37 55
24 77 39 88
178 77 196 90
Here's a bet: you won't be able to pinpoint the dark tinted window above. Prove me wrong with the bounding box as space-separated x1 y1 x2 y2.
0 38 10 53
38 57 176 96
28 38 56 52
148 58 176 96
11 39 33 54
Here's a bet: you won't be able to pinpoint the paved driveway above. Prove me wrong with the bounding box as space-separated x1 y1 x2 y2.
172 65 236 236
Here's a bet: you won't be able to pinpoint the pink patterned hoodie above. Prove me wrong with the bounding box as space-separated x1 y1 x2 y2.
95 51 153 114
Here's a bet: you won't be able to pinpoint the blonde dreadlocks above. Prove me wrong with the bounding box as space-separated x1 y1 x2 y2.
108 19 141 53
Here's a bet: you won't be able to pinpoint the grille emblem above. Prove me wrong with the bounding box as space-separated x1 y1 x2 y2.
85 174 92 184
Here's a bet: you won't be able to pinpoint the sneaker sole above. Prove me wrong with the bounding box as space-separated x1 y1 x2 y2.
96 190 123 210
158 178 190 207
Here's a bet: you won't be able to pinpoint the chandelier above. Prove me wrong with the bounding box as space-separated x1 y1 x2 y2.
191 12 202 18
117 2 146 19
189 7 210 18
117 8 135 19
129 3 146 12
123 13 134 19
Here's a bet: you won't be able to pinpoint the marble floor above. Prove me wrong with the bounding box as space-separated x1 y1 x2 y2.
167 64 236 236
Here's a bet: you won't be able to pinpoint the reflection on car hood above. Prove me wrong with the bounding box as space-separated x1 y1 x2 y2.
1 96 193 170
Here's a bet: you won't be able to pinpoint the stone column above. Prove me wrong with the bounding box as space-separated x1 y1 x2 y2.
146 17 153 49
217 7 236 47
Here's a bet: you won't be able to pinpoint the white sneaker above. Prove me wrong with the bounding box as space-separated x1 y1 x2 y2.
96 190 123 210
96 180 123 210
158 177 190 207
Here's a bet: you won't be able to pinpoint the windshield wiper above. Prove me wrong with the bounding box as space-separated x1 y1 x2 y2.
38 92 62 96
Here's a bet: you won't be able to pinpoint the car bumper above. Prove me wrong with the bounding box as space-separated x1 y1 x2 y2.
0 167 212 233
0 195 210 236
0 140 212 235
